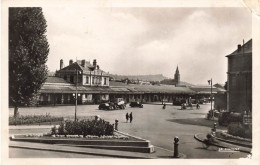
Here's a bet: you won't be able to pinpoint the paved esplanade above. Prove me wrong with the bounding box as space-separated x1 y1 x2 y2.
9 103 248 158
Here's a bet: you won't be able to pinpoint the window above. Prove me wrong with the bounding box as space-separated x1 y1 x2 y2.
85 76 89 84
70 75 74 83
104 78 107 85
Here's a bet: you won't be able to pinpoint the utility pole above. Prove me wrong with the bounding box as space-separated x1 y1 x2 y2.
211 78 213 120
75 68 78 122
208 78 213 120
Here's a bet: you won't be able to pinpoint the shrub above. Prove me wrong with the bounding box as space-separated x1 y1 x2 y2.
53 119 114 137
51 126 58 135
227 123 252 139
58 122 66 135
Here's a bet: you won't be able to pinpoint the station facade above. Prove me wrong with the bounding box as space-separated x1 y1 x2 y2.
37 59 224 105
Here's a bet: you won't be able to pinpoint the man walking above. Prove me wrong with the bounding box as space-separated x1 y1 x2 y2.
126 112 129 122
129 112 133 123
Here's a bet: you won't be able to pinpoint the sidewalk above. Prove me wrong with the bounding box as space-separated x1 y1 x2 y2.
9 140 178 158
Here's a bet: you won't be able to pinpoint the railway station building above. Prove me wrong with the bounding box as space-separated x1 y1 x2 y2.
37 59 224 106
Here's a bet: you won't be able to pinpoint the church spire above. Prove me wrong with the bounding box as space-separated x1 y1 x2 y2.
175 65 179 74
174 65 180 84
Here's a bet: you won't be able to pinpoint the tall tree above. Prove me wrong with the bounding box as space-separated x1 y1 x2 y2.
9 8 49 117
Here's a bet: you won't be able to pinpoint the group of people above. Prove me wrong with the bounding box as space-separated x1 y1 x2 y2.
181 103 200 110
125 112 133 123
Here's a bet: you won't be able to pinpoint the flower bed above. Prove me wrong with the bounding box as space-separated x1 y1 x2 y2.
19 133 130 140
51 119 114 137
9 114 64 125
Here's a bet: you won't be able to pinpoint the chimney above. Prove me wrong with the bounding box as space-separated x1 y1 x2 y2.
60 59 63 70
97 65 100 70
93 59 97 69
237 44 242 52
69 59 73 65
81 60 86 67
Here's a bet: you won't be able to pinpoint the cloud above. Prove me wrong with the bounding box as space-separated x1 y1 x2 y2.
43 7 251 84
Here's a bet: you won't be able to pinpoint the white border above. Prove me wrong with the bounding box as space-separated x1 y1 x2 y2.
1 0 260 165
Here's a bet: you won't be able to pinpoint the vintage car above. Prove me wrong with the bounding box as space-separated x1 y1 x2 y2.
130 101 143 108
98 103 111 110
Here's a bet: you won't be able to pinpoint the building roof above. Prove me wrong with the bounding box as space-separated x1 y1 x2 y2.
42 76 225 95
57 61 109 76
226 39 252 57
127 84 195 94
109 81 129 86
45 76 72 84
39 84 143 94
41 77 195 95
189 86 225 94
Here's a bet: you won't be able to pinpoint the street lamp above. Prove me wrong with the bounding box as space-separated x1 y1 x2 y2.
75 68 81 121
208 78 213 120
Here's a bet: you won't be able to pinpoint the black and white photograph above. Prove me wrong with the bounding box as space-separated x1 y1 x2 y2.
1 0 260 164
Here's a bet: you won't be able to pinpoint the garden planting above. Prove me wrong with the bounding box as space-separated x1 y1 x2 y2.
51 119 115 137
9 114 64 125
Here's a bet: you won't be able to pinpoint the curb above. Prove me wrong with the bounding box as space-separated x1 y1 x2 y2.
215 137 252 148
9 145 151 159
194 133 251 154
219 131 252 142
116 131 149 142
10 131 155 153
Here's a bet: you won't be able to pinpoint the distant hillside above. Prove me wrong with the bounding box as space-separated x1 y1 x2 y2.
161 78 194 86
109 74 168 82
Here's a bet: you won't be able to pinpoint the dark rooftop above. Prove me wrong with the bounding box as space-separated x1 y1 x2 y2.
227 39 252 57
45 76 71 84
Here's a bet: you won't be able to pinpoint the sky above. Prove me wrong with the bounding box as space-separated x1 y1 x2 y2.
43 7 252 85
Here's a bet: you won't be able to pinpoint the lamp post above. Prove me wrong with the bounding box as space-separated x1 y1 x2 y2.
75 68 81 121
208 78 213 120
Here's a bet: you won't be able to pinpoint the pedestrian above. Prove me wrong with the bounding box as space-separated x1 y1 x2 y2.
129 112 133 123
126 112 129 122
162 103 166 109
196 103 200 109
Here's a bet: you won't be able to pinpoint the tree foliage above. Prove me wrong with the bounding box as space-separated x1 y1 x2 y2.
9 8 49 116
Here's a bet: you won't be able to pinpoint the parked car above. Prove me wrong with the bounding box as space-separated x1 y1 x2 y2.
108 102 117 110
98 103 111 110
110 98 126 110
130 102 143 108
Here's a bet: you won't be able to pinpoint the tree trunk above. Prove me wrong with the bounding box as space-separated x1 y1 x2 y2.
14 106 19 118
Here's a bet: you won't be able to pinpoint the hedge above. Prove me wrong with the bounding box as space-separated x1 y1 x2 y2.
9 114 64 125
227 123 252 139
51 119 114 137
